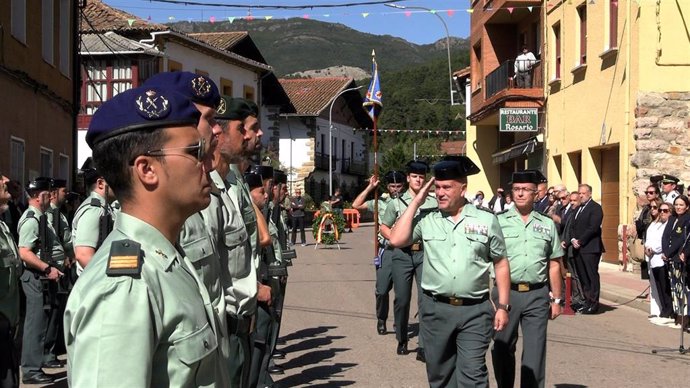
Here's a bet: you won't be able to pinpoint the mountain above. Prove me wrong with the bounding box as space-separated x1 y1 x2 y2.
169 18 469 76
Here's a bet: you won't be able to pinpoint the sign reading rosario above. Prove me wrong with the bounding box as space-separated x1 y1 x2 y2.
499 108 538 132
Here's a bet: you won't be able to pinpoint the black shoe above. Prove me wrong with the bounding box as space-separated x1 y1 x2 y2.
377 319 386 335
416 348 426 362
581 305 598 315
23 372 54 384
571 302 584 311
396 342 408 355
272 350 286 359
42 359 65 368
268 364 285 375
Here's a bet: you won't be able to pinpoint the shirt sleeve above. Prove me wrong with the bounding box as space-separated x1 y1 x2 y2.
380 200 398 227
549 220 565 259
73 208 102 248
412 213 425 243
488 214 507 260
65 277 157 387
18 217 39 249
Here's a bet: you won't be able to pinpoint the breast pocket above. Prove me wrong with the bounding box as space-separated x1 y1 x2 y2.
531 234 552 259
224 227 250 279
174 321 218 369
465 233 489 260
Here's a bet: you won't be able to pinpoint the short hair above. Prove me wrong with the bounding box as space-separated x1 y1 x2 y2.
92 129 168 203
647 184 660 195
578 183 593 193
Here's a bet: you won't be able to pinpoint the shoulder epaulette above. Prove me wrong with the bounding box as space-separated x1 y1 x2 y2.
496 209 510 215
89 198 101 207
106 239 143 277
26 210 36 219
476 206 494 214
536 211 550 218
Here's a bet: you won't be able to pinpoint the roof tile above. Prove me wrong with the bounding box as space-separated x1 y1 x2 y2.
188 32 249 51
80 0 168 33
279 77 355 116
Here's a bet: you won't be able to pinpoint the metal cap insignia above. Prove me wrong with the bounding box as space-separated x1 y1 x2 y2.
191 76 212 98
216 98 227 115
136 89 171 120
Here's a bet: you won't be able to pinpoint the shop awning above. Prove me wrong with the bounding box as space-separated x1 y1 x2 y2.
491 136 540 165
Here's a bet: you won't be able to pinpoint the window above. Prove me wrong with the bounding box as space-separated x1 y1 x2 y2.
10 137 25 184
59 0 71 76
220 78 233 96
577 5 587 65
195 69 209 76
553 23 561 79
83 59 134 114
350 141 354 162
168 59 183 72
608 0 618 49
42 0 55 65
11 0 26 44
320 134 326 155
40 148 54 177
58 154 70 187
243 85 255 102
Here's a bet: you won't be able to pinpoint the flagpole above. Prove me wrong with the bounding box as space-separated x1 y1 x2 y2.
363 49 382 259
373 113 379 258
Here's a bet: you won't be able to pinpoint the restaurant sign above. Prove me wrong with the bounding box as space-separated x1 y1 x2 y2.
499 108 538 132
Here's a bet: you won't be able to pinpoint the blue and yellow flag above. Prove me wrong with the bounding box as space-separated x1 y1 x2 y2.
363 50 382 120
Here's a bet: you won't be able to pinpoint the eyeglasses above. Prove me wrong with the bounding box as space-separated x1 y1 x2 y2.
660 208 671 213
558 196 568 200
650 206 658 209
131 138 207 165
645 191 657 195
512 187 537 194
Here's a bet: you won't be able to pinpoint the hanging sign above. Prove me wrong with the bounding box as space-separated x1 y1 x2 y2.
499 108 538 132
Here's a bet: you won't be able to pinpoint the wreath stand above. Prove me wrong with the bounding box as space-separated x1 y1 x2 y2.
314 213 341 250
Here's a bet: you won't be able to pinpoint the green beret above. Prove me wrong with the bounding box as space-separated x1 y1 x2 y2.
215 96 259 120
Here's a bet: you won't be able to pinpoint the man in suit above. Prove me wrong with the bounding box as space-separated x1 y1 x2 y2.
567 184 604 314
561 192 586 310
488 188 506 213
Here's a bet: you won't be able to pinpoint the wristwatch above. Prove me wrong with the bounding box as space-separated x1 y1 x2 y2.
550 297 563 305
43 264 52 276
496 303 512 312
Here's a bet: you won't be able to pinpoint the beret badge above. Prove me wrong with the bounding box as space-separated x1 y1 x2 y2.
136 89 170 120
216 97 227 115
191 76 212 98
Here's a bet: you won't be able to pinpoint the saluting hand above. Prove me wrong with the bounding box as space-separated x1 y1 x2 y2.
412 177 435 206
493 309 509 331
367 175 380 189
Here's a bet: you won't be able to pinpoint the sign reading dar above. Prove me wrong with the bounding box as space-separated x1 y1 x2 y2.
499 108 538 132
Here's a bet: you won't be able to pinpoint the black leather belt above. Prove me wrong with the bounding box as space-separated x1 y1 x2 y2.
228 315 251 336
423 290 488 306
401 243 423 253
510 282 547 292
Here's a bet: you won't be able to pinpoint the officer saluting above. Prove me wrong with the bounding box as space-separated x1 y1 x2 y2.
389 156 511 388
64 86 223 387
491 171 564 388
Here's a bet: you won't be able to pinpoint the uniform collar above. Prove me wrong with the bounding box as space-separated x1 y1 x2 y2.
438 202 478 225
28 205 44 216
113 212 181 271
506 206 541 225
210 170 228 192
89 190 107 204
50 203 59 210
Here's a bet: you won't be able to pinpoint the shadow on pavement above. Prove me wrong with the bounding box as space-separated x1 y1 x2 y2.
280 326 337 343
554 384 588 388
281 347 349 370
283 336 345 353
276 362 357 387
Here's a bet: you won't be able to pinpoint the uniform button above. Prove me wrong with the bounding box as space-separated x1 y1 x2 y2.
453 276 456 279
203 340 209 349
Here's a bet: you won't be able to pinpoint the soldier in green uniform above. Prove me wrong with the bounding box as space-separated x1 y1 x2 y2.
72 163 115 274
352 171 405 335
0 174 21 388
380 161 438 360
491 171 564 388
389 157 511 388
64 86 224 386
18 177 66 384
46 179 73 259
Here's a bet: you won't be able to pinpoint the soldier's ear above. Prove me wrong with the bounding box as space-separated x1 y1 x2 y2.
131 156 160 189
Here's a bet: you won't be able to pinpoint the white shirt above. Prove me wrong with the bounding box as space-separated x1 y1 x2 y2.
645 220 668 268
515 52 537 73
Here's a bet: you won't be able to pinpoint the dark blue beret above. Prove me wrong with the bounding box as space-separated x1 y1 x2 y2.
26 177 52 192
244 172 263 190
216 96 259 120
385 171 405 184
251 165 274 180
406 161 429 175
86 87 201 148
144 71 220 108
511 171 540 185
273 170 287 185
433 156 480 180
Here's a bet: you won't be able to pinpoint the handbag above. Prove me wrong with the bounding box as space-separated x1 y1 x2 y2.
630 238 646 263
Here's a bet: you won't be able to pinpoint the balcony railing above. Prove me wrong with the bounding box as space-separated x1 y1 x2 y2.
314 152 331 170
485 59 543 98
340 158 367 176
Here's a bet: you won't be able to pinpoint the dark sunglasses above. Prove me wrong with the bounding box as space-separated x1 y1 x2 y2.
650 206 658 209
660 208 671 213
645 191 656 195
130 138 207 165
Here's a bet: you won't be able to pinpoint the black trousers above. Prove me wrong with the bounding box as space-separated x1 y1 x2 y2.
291 216 306 244
0 314 19 388
652 265 674 318
574 252 601 307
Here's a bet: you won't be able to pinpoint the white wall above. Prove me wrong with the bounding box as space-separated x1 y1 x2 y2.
314 117 366 172
279 117 312 181
76 129 90 170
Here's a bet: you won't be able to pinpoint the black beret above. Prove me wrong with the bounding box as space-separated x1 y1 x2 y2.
385 171 405 184
406 161 429 175
216 96 259 120
144 71 220 108
523 169 548 183
511 171 540 185
65 192 80 202
433 156 481 180
273 170 287 185
81 168 102 186
86 87 201 148
244 172 263 190
51 179 67 188
26 177 52 192
251 165 274 180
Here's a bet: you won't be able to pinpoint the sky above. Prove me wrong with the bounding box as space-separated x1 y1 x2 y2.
106 0 472 44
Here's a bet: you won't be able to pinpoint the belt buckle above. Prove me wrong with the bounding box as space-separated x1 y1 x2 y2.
518 283 530 292
448 297 463 306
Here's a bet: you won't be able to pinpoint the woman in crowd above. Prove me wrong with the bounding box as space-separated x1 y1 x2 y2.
645 200 673 325
662 195 690 329
504 193 515 210
637 184 661 242
473 191 485 208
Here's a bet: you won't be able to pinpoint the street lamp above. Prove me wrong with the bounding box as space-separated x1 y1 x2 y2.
385 3 456 105
328 85 363 197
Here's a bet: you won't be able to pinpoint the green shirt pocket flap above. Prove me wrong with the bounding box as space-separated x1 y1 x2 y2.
174 322 218 366
224 227 248 248
182 236 215 264
503 232 520 239
422 235 447 242
466 234 489 244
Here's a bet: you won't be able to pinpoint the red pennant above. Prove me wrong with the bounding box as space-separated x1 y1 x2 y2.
209 16 216 23
404 11 412 17
246 15 254 21
507 7 514 14
447 10 455 17
302 14 310 19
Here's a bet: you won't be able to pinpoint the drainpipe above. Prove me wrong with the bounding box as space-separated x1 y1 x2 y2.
624 0 632 228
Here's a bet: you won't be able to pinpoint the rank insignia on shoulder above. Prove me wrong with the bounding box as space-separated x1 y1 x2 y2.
496 209 510 215
106 239 143 277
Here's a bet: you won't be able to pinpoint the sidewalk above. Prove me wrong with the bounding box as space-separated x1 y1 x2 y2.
598 262 651 313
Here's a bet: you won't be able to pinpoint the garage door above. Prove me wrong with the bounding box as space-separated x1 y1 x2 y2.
601 146 619 263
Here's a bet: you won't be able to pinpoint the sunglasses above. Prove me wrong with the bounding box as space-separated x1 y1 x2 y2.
558 196 568 200
131 138 207 165
650 205 658 209
660 208 671 213
645 191 656 195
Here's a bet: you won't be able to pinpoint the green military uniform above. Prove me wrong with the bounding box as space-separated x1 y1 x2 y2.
179 193 230 385
413 204 506 388
210 170 256 388
71 191 115 275
492 207 564 388
64 213 223 387
0 219 21 387
47 203 73 257
366 196 394 329
381 190 437 351
229 165 259 269
18 205 66 378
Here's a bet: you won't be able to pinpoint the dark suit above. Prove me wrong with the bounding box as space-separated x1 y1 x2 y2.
488 194 506 213
561 205 585 305
568 199 604 309
534 195 550 213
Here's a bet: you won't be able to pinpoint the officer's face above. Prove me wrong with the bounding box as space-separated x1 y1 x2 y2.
407 173 426 193
52 187 67 205
662 182 675 194
242 115 263 156
263 179 273 200
387 183 404 198
218 120 244 162
194 103 220 170
511 183 537 209
434 179 467 213
281 185 288 201
38 191 51 212
250 186 267 209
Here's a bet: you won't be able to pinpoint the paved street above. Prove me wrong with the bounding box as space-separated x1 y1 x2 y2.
22 223 690 388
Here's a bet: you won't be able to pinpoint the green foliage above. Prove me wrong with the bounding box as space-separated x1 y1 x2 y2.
312 211 346 245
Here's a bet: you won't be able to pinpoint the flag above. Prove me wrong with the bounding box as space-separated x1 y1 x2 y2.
363 50 383 120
